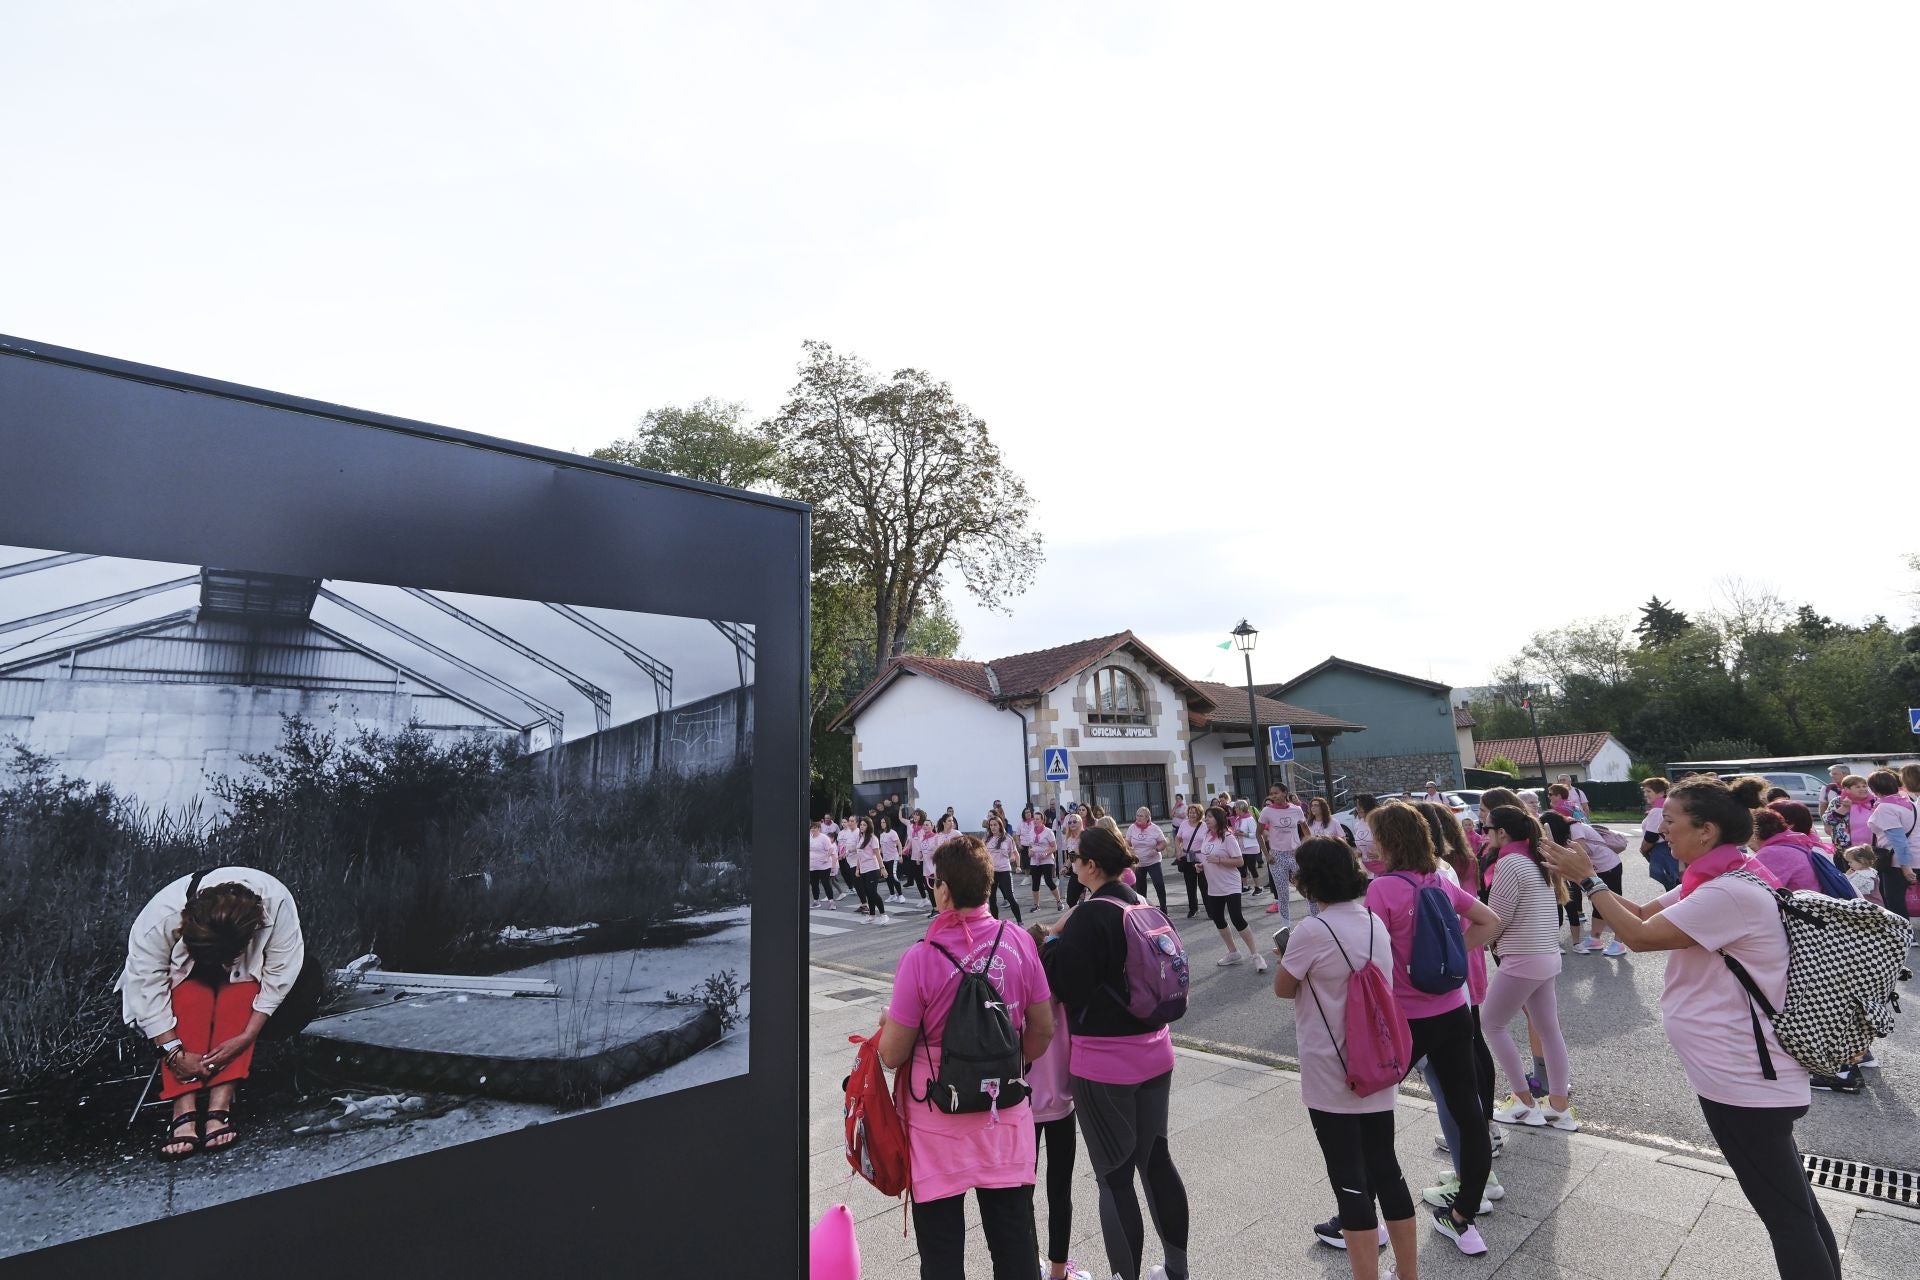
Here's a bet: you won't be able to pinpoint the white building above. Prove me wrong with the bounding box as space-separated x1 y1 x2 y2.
1473 731 1634 783
833 631 1362 825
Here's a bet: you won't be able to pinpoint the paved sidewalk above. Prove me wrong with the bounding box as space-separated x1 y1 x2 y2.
810 965 1920 1279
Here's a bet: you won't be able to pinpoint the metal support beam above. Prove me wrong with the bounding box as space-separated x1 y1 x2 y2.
545 602 673 713
402 588 613 732
709 619 755 687
317 589 565 736
0 551 98 581
0 575 198 637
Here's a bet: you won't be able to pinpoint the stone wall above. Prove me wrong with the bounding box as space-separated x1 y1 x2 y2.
1341 751 1463 796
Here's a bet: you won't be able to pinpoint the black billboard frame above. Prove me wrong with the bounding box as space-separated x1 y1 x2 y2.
0 333 808 1278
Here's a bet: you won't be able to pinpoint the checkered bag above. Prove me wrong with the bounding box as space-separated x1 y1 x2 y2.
1719 871 1912 1078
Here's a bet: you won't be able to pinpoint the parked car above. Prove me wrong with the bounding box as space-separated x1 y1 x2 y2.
1718 771 1826 808
1333 790 1478 832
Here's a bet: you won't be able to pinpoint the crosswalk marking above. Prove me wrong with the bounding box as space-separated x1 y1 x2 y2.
809 922 853 936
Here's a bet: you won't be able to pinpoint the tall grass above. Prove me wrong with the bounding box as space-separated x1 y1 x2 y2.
0 718 750 1093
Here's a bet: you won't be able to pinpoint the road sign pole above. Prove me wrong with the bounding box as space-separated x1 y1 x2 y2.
1245 650 1267 802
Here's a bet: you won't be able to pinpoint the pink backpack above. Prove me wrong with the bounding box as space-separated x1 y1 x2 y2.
1302 916 1413 1096
1089 895 1190 1027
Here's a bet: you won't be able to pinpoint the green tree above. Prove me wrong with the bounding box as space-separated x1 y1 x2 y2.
592 399 781 492
1634 597 1693 648
1482 754 1519 776
767 340 1042 664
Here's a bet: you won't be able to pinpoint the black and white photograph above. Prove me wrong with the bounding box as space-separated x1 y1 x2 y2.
0 546 754 1259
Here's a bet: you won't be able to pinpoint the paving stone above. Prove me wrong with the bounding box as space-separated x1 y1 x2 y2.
1561 1154 1718 1227
1514 1198 1686 1280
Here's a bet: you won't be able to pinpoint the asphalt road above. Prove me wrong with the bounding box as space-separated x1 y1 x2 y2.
806 831 1920 1171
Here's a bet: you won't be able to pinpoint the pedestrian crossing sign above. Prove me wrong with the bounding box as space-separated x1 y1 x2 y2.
1044 747 1070 781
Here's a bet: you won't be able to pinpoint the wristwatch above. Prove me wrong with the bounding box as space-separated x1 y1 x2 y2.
1579 876 1608 898
158 1038 184 1059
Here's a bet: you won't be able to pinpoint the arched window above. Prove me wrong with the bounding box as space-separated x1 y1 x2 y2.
1089 666 1149 725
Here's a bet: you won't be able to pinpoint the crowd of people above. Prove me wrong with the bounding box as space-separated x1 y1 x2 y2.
822 768 1917 1280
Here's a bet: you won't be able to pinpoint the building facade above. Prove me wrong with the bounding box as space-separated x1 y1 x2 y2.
1475 731 1634 783
1263 657 1464 793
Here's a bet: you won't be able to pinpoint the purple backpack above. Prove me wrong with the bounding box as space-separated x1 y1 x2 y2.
1091 896 1190 1026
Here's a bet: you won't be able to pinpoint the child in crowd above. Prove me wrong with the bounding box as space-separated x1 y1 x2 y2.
1844 846 1883 905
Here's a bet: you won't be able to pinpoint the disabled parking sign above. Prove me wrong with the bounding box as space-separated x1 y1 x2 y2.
1044 747 1070 780
1268 725 1295 763
1910 707 1920 734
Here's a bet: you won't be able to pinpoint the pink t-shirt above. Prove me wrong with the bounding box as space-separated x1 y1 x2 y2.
1569 820 1620 874
852 837 883 875
1283 902 1399 1113
1027 1000 1073 1123
807 832 836 871
985 834 1018 873
1752 835 1822 893
1029 826 1058 866
1362 869 1480 1020
1125 821 1167 866
1260 804 1304 856
887 909 1051 1202
879 830 902 863
1653 875 1810 1107
1199 831 1246 896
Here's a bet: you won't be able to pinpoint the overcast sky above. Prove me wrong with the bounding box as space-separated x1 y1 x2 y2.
3 4 1912 693
0 549 749 738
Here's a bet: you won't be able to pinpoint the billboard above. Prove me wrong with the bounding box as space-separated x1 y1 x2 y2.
0 336 805 1276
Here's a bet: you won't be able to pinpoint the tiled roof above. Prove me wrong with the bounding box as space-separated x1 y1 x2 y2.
987 633 1134 700
1475 732 1614 768
1268 656 1451 697
1453 705 1476 728
1188 681 1363 735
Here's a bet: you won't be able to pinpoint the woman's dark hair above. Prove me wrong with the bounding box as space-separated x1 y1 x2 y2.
1204 806 1232 838
1767 799 1814 835
1353 793 1379 816
1370 802 1436 873
1414 800 1475 887
1547 782 1570 799
856 816 876 847
1668 776 1753 846
1489 806 1547 881
931 835 992 907
1076 825 1137 878
935 813 958 833
1480 786 1522 812
1752 808 1788 841
1764 787 1790 803
1869 768 1902 798
1726 774 1770 810
181 882 266 967
1642 776 1670 795
1292 836 1368 904
1307 796 1333 825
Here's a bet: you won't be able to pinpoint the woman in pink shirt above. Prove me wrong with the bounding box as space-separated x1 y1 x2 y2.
850 818 891 925
1125 807 1170 912
1362 803 1501 1256
1173 803 1206 920
1199 806 1266 970
983 815 1025 924
877 836 1054 1277
925 813 961 919
1027 818 1063 912
807 821 839 909
1545 777 1837 1280
1271 836 1420 1276
1750 804 1826 893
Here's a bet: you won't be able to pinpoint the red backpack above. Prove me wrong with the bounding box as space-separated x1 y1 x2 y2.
843 1019 911 1198
1302 916 1413 1096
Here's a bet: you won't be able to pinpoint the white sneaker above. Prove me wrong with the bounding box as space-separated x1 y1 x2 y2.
1860 1051 1880 1069
1541 1103 1581 1131
1603 939 1627 957
873 915 891 927
1216 953 1242 966
1255 955 1269 973
1572 937 1598 955
1046 1264 1093 1280
1485 1170 1505 1200
1492 1095 1544 1126
1421 1174 1493 1214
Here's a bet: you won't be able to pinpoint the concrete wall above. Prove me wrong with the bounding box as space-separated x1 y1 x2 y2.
1456 724 1476 778
533 686 753 787
851 674 1023 826
1281 668 1461 787
2 678 512 819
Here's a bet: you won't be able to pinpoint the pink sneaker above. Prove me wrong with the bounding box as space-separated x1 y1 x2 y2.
1265 901 1281 914
1431 1206 1488 1256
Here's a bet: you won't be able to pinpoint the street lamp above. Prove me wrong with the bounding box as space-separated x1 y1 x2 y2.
1231 620 1267 801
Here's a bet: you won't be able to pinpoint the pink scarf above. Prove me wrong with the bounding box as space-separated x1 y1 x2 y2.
1679 843 1781 899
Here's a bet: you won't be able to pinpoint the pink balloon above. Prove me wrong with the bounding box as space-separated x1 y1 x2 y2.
809 1203 860 1279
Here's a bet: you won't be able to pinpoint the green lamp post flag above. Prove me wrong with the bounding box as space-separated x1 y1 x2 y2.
1215 639 1232 650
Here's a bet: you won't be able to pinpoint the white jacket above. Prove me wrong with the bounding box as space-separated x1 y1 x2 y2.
117 867 306 1039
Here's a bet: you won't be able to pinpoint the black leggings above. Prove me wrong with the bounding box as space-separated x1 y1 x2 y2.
1876 847 1911 923
882 860 902 897
1035 1115 1077 1265
1698 1097 1839 1280
899 857 928 898
1469 1005 1495 1125
858 869 888 915
1030 865 1058 894
1136 862 1167 910
1205 889 1246 932
1408 1003 1490 1222
1308 1108 1415 1232
1066 872 1086 908
809 869 835 900
1178 861 1202 915
1072 1071 1189 1280
988 870 1023 922
910 1183 1037 1280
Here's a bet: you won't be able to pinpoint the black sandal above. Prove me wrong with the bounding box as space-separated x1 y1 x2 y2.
200 1110 239 1154
159 1113 201 1161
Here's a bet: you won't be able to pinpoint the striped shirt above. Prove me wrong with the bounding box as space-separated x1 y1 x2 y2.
1486 852 1562 959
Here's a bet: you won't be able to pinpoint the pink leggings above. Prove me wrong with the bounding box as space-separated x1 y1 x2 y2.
1482 952 1570 1099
